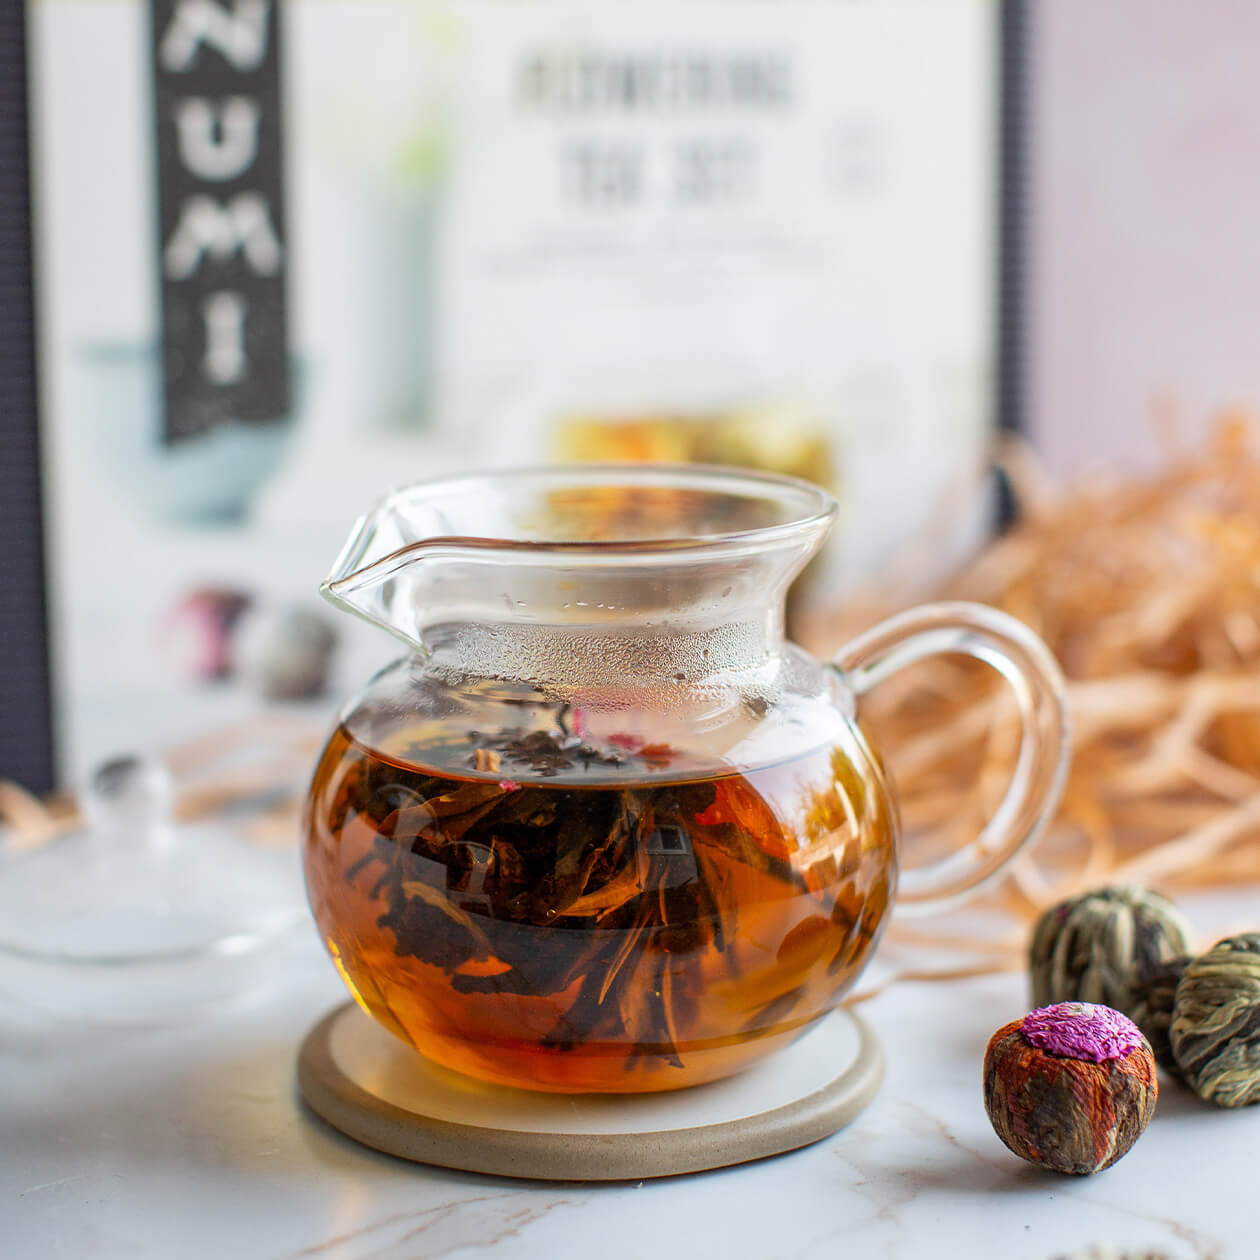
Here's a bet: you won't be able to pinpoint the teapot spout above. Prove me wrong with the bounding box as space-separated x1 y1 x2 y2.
318 494 446 654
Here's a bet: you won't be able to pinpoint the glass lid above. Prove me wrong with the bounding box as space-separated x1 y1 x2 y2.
0 755 307 1022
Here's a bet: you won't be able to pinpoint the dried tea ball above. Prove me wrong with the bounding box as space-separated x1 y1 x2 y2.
1050 1249 1173 1260
235 605 339 701
984 1002 1157 1175
1169 932 1260 1108
1128 954 1190 1067
1029 886 1192 1025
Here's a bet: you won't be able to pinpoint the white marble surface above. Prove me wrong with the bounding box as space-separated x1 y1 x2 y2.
2 917 1254 1260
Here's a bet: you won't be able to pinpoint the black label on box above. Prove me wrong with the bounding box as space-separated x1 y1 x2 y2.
150 0 289 444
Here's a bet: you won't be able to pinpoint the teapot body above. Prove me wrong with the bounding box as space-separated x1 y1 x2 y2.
303 642 897 1093
304 465 1069 1093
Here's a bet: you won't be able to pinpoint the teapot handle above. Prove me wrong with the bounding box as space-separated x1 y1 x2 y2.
833 601 1070 915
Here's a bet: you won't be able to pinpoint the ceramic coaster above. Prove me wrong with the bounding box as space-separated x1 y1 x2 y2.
298 1001 884 1181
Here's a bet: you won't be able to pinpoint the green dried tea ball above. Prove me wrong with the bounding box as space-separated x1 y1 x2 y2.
1029 886 1192 1033
1129 954 1191 1067
1170 932 1260 1108
1050 1248 1173 1260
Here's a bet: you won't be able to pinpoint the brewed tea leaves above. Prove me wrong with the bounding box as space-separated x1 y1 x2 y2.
316 715 883 1081
468 725 627 777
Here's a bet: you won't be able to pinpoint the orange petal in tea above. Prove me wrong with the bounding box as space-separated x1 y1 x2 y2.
776 914 837 970
696 780 794 860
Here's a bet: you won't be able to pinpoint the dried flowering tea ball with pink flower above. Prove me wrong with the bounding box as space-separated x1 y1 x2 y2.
983 1002 1157 1175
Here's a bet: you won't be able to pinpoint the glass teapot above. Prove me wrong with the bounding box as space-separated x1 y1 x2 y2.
304 466 1067 1093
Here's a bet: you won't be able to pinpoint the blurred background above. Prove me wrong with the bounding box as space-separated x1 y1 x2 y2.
8 0 1260 792
1031 0 1260 473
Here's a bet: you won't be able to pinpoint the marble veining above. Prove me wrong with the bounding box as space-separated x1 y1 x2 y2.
286 1193 576 1260
1 908 1255 1260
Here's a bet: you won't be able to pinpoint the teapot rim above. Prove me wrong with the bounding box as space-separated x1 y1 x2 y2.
320 462 837 659
329 461 837 578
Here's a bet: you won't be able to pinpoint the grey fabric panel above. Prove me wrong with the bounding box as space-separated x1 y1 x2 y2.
0 3 55 792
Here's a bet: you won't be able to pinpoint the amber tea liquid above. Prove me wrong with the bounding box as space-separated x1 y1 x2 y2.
305 721 895 1093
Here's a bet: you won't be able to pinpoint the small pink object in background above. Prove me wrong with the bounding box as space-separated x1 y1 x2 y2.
163 588 251 682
